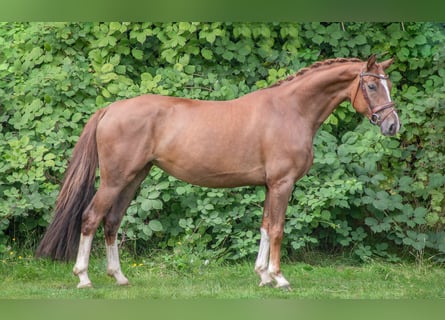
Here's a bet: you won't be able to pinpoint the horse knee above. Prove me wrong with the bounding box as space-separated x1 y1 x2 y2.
104 215 120 235
268 225 284 242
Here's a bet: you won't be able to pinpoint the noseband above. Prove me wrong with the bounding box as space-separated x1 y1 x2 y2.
353 72 395 126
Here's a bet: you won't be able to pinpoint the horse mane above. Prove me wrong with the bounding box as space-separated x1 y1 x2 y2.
268 57 363 88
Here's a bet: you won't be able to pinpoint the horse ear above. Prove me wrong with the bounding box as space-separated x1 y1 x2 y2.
380 57 395 70
366 54 377 70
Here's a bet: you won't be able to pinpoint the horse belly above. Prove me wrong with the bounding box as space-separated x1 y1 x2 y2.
153 141 266 188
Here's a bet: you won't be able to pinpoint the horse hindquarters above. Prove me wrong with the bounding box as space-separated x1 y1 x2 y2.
72 103 158 288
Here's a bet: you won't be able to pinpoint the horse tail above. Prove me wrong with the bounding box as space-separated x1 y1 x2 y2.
36 108 107 261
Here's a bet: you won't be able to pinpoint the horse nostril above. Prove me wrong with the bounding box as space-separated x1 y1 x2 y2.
389 123 394 133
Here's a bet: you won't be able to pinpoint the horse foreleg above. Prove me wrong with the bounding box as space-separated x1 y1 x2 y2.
268 226 291 290
255 227 273 286
265 179 294 289
255 190 273 286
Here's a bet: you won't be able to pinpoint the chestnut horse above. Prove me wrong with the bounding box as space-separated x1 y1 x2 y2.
36 55 400 289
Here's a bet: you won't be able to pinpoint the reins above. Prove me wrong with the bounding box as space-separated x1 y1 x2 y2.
352 72 396 126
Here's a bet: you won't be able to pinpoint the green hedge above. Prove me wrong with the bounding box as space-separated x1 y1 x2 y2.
1 22 444 264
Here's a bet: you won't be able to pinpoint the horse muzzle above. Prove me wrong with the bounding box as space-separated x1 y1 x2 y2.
367 101 400 137
378 110 401 136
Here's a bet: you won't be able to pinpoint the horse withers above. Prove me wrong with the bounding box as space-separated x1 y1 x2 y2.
36 55 400 289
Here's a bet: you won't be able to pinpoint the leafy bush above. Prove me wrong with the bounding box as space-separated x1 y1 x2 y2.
1 22 444 264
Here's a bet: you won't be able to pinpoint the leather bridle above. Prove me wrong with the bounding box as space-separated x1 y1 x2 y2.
352 72 396 126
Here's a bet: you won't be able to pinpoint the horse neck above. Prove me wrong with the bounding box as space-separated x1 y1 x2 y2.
277 62 363 133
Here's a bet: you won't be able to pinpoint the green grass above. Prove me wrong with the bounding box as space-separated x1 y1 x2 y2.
2 250 445 299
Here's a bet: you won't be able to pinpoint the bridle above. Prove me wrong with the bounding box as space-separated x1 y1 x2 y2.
352 72 396 126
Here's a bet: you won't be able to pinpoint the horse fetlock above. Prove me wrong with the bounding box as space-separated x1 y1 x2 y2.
255 267 274 287
256 268 290 289
73 264 85 276
107 268 129 286
270 271 291 289
113 276 129 286
74 270 92 288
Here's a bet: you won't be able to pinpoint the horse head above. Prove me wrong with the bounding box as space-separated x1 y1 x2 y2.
352 54 401 136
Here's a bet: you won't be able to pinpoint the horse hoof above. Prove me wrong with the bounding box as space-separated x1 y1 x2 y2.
116 280 130 286
77 282 93 289
259 281 274 287
276 283 292 291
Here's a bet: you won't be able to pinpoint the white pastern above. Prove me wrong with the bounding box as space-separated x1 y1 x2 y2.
106 240 129 286
73 234 93 288
254 228 273 286
268 262 291 289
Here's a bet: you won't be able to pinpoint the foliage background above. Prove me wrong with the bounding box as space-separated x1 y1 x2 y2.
0 22 444 265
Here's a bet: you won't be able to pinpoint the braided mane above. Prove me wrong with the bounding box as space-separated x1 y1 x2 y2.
269 57 363 88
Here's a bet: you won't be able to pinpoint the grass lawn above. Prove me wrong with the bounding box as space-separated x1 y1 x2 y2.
1 249 445 299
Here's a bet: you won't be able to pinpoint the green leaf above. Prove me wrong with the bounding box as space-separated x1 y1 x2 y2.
161 48 176 63
148 220 163 232
109 22 122 32
71 113 82 122
238 44 251 56
354 34 367 45
397 47 410 61
428 173 445 189
414 34 427 45
201 48 213 60
142 225 152 237
132 49 143 60
312 35 323 44
140 199 151 211
100 72 118 83
365 217 378 228
413 207 427 225
398 176 414 192
176 186 187 195
148 191 160 199
101 63 114 73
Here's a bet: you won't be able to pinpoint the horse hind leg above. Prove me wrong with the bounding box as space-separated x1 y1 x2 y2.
105 236 129 286
74 233 94 288
73 165 150 288
73 185 122 288
103 165 152 286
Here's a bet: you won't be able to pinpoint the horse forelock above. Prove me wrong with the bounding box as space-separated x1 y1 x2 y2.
268 57 363 88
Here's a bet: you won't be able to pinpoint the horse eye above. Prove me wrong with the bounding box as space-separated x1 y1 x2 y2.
367 83 377 90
